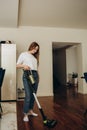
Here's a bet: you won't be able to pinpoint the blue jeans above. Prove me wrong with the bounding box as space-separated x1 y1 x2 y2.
22 70 39 114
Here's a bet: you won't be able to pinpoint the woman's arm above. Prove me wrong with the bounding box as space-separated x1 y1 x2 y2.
16 64 30 70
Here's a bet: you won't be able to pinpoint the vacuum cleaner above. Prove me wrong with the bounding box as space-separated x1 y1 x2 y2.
28 71 57 128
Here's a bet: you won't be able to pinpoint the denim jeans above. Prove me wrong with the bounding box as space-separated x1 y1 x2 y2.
22 70 39 114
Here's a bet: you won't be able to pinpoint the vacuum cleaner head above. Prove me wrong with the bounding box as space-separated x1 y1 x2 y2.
43 119 57 128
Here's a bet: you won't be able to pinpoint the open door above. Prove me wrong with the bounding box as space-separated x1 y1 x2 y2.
52 42 81 97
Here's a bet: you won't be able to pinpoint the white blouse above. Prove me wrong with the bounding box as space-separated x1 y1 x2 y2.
17 52 37 70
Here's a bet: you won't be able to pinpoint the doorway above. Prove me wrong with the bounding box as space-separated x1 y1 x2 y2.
52 42 81 97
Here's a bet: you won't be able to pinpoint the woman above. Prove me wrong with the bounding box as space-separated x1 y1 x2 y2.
16 42 40 122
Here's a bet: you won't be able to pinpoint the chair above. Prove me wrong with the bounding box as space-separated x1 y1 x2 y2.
81 72 87 116
0 68 5 118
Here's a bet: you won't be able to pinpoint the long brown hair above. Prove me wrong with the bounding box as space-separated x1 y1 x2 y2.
28 42 40 64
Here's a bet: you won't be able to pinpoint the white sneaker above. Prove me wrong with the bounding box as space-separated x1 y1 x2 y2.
23 116 29 122
28 112 38 117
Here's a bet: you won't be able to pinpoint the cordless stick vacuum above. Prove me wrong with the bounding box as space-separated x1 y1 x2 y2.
28 71 57 128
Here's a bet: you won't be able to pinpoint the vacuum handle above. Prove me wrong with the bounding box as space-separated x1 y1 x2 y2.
28 70 35 84
33 92 47 120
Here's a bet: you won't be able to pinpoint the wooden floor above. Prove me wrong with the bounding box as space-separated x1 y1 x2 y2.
17 87 87 130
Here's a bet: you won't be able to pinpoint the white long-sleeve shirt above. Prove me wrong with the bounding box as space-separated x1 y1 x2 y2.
17 52 37 70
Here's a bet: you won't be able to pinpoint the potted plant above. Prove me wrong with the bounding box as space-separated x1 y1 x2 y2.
72 72 78 86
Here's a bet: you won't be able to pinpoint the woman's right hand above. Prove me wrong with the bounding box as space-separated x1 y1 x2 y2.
23 65 30 70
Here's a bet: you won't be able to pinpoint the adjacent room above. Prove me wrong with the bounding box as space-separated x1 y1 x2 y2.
0 0 87 130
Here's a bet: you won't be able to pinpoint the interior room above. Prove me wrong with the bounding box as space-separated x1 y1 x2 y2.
52 42 81 95
0 0 87 130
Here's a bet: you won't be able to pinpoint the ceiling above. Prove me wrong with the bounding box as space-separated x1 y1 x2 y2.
0 0 87 29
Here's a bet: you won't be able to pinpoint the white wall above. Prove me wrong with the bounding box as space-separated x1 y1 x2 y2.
0 26 87 96
66 47 78 82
